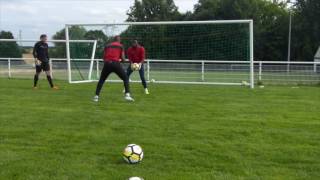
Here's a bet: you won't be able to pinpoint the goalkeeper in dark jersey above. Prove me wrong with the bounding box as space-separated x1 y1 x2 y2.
32 34 58 89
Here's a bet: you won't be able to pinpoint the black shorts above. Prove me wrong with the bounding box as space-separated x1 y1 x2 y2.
99 61 128 81
36 62 50 72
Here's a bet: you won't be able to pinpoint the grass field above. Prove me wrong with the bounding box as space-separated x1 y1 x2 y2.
0 78 320 180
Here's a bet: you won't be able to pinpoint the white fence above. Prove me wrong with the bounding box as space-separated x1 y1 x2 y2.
0 58 319 86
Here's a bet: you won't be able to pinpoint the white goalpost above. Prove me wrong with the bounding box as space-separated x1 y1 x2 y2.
0 38 97 82
64 26 99 84
65 20 254 88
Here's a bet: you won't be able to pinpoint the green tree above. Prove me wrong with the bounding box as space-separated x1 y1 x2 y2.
189 0 289 61
84 30 109 59
53 26 87 40
124 0 291 61
127 0 181 22
51 26 89 58
292 0 320 61
0 31 22 58
117 0 245 60
124 0 198 60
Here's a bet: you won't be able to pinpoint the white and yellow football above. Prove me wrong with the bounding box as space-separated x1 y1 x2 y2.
128 177 144 180
131 63 141 71
123 144 144 164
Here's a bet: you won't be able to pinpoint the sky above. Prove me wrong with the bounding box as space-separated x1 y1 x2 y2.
0 0 198 40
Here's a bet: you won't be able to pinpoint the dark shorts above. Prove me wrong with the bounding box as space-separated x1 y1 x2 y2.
100 61 127 81
36 62 50 73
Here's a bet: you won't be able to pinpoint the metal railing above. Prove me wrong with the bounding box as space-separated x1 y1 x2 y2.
0 58 319 86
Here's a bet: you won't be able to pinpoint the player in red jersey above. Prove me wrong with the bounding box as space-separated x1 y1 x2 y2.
126 40 149 94
93 36 134 102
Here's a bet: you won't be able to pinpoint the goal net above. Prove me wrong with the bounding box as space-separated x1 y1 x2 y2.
65 20 254 87
0 39 96 82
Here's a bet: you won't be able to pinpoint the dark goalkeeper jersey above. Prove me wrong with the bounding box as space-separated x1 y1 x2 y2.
33 41 49 62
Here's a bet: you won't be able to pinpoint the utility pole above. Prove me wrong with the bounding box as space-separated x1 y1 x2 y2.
287 0 293 72
287 9 292 72
0 0 2 32
19 30 22 46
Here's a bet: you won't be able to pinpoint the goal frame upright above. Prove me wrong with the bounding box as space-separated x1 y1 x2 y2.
65 20 254 88
0 38 97 82
65 26 98 84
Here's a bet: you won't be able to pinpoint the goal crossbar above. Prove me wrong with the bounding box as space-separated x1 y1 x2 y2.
0 39 96 43
66 20 253 26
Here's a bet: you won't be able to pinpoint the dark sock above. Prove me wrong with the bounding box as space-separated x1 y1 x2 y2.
124 79 130 94
46 75 54 88
142 80 147 89
34 74 39 87
95 79 105 96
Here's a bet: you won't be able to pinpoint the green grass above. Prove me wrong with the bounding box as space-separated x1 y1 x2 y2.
0 78 320 180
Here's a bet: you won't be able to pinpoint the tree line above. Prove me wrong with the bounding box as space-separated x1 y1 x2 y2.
1 0 319 61
125 0 319 61
0 31 23 58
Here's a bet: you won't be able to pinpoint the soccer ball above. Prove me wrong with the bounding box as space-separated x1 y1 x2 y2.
241 81 249 86
131 63 141 71
128 177 144 180
123 144 144 164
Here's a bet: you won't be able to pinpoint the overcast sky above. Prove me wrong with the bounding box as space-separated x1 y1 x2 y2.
0 0 198 39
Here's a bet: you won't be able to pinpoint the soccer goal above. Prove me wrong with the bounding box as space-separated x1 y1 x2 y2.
0 39 97 82
65 20 254 88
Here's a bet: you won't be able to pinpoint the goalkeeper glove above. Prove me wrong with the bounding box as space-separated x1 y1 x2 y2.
35 59 42 66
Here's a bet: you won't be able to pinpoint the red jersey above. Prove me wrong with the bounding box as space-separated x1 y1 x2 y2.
103 42 124 62
127 46 145 63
